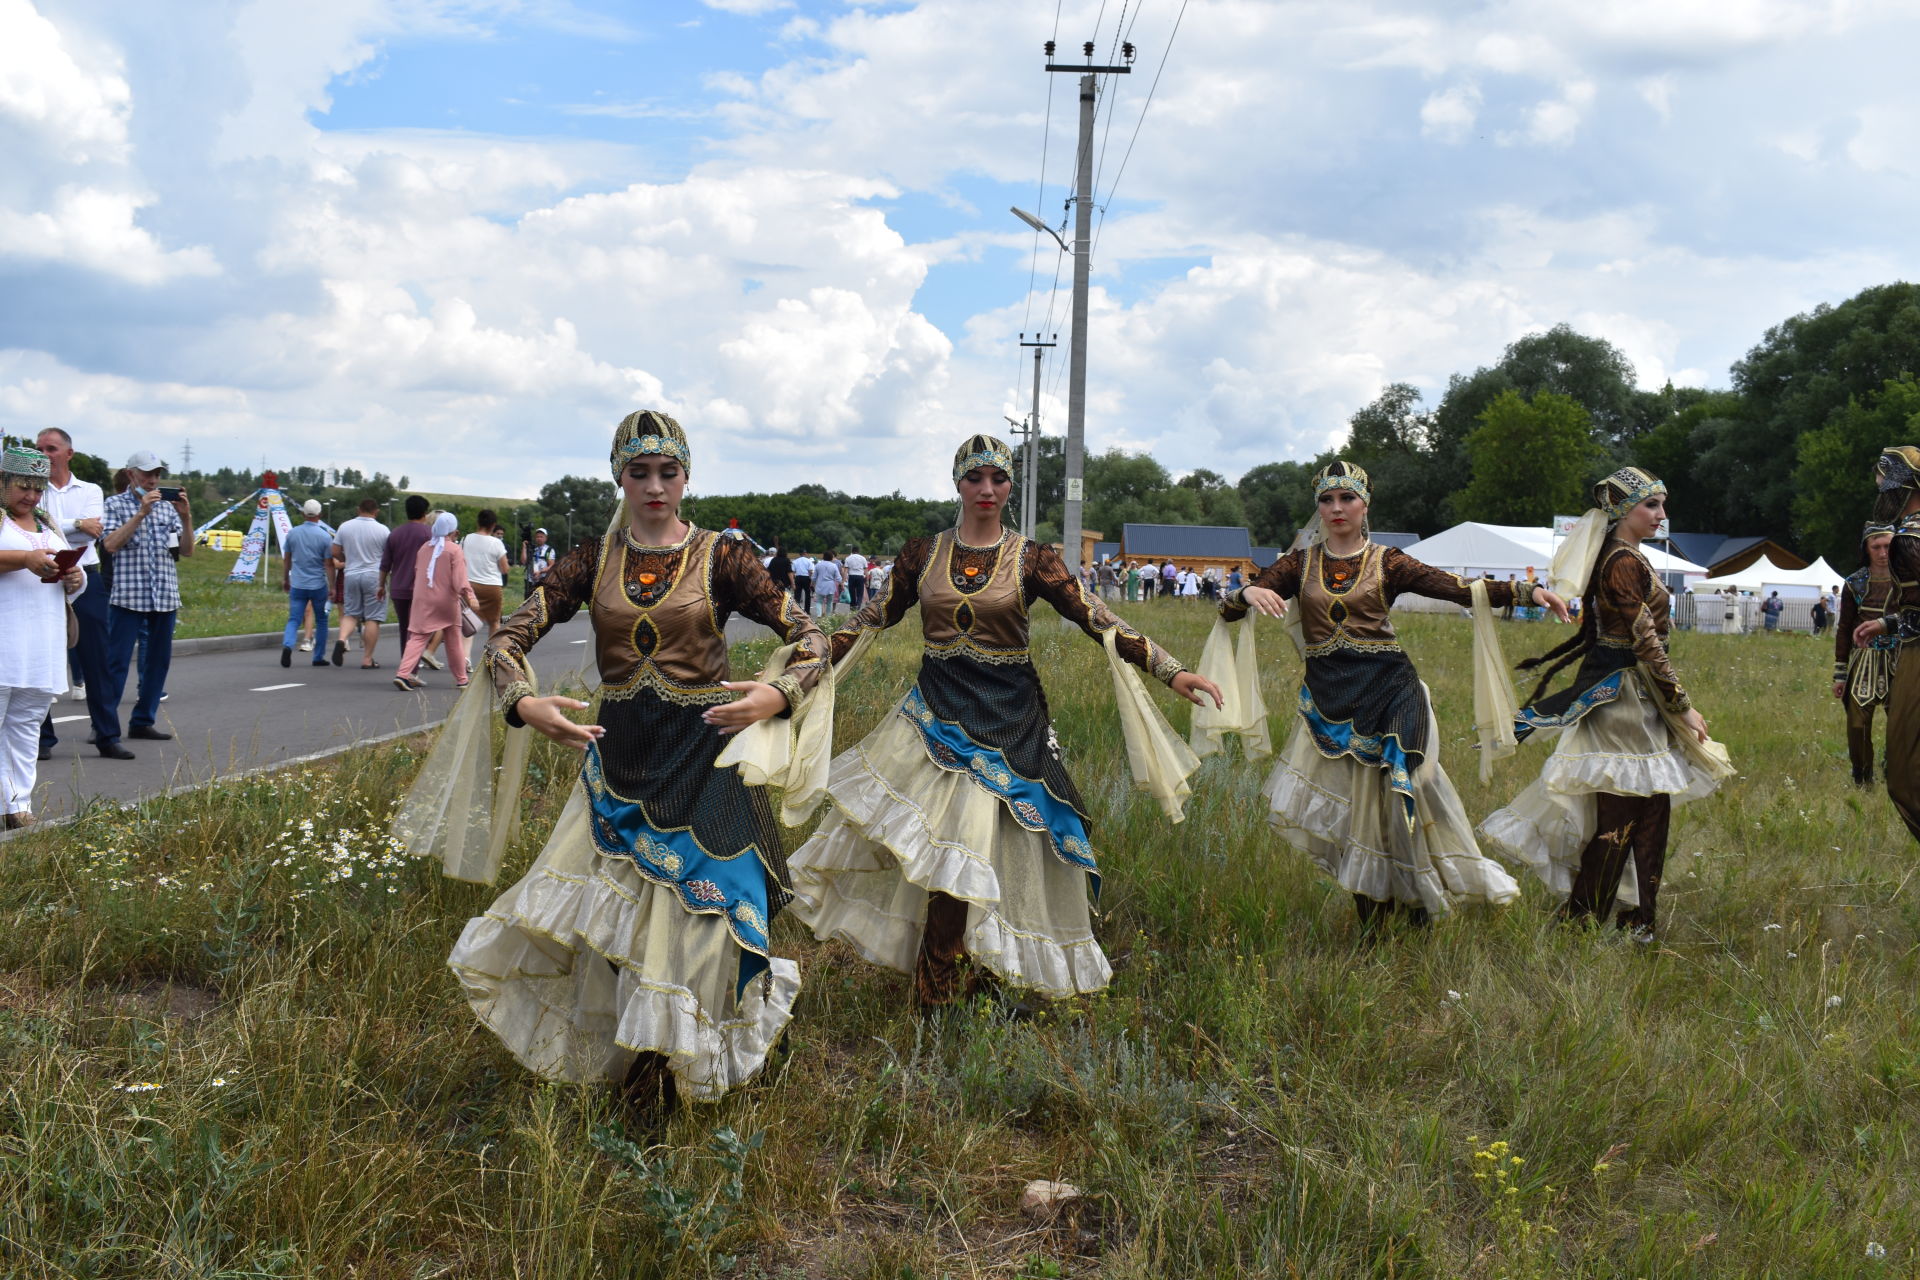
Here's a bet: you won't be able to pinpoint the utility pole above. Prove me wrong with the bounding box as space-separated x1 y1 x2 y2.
1015 333 1056 540
181 438 194 474
1043 40 1130 572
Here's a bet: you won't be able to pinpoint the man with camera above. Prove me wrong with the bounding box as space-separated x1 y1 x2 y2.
97 450 191 757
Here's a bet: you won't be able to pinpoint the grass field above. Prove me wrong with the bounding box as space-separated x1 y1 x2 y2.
0 600 1911 1277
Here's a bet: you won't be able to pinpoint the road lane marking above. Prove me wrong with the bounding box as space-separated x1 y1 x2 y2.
52 714 88 724
571 639 588 644
250 683 306 692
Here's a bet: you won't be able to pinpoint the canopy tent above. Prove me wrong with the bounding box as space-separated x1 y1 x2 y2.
1694 554 1844 599
1401 522 1708 583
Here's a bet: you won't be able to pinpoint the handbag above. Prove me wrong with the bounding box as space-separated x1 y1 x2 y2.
460 604 482 638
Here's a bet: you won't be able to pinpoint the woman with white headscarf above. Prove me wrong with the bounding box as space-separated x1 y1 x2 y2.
395 512 480 690
0 446 88 828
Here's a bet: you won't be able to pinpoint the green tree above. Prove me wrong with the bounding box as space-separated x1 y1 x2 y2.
1457 390 1601 525
1793 373 1920 570
1733 282 1920 543
1630 391 1745 533
1237 460 1319 546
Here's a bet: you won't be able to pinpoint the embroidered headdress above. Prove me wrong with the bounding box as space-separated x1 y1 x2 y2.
952 433 1015 484
1312 460 1371 504
1549 466 1667 598
1593 466 1666 520
1 445 50 481
610 410 690 479
1876 445 1920 493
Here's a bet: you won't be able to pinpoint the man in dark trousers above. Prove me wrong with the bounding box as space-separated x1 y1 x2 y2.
380 495 439 670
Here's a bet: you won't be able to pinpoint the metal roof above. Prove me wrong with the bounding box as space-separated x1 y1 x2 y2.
1120 523 1253 560
1091 540 1120 562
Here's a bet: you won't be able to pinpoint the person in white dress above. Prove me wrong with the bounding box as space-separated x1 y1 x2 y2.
0 447 89 829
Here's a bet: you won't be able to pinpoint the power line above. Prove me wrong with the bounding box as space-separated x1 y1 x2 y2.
1014 0 1069 408
1091 0 1189 262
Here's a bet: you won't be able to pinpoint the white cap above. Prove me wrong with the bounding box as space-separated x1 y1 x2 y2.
125 449 166 473
301 499 323 517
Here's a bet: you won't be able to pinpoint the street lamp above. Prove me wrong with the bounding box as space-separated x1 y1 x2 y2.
1012 206 1068 254
564 507 575 549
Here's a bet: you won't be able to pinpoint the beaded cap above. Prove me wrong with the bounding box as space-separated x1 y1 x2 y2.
610 410 690 479
953 433 1016 484
1312 460 1370 505
1595 466 1665 520
0 445 50 481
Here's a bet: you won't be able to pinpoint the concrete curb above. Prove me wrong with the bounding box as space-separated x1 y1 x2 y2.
174 631 286 656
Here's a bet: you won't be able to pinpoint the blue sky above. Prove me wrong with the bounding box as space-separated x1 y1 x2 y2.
4 0 1919 499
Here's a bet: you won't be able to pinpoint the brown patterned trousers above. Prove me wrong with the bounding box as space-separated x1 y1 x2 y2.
1564 792 1672 930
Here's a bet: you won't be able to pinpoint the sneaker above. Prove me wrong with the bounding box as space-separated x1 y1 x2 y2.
297 641 314 652
421 652 444 671
1629 924 1656 947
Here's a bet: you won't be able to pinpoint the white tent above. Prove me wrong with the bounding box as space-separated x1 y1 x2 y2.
1401 522 1707 581
1694 554 1842 599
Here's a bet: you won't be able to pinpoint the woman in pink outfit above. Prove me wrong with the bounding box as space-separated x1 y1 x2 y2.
396 512 480 690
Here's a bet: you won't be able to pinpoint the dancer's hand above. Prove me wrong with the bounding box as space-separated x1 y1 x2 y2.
704 680 787 734
1678 708 1709 744
1171 670 1224 709
1534 588 1571 622
516 695 605 750
1833 679 1848 700
1854 617 1889 648
1241 585 1287 617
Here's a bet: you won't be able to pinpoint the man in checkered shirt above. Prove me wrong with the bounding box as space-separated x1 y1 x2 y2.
98 449 193 755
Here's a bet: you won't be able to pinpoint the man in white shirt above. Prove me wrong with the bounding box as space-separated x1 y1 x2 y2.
34 428 116 759
843 548 868 609
790 551 815 614
330 497 391 668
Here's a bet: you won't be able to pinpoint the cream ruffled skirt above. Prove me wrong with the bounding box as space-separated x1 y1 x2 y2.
1479 669 1730 907
1263 685 1520 915
447 785 799 1101
787 702 1111 997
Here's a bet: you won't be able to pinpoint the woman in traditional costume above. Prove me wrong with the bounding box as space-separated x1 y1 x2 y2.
1860 446 1920 845
427 410 830 1107
1479 467 1731 942
1834 523 1900 786
786 435 1221 1008
1218 461 1560 927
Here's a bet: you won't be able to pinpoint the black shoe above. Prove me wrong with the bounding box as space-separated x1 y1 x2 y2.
98 742 135 760
128 726 172 741
281 645 292 668
331 639 346 666
37 744 53 761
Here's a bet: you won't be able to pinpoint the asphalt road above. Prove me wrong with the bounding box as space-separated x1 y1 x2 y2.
31 614 598 824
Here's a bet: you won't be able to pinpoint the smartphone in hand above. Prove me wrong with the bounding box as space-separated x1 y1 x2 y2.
158 486 185 502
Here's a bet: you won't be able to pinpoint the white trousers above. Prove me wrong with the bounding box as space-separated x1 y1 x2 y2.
0 686 54 816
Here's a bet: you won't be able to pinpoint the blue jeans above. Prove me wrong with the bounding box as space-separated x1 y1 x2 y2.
103 607 176 739
40 566 118 749
283 585 330 660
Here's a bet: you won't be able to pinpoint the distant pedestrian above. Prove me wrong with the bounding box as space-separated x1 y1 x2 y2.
382 496 441 669
279 499 334 668
331 498 389 668
790 550 814 613
1 446 89 825
395 513 479 690
844 547 868 608
32 427 113 761
1812 588 1834 637
1161 559 1177 598
1762 591 1784 632
767 546 792 592
811 550 843 617
463 509 510 646
524 526 555 600
98 449 191 754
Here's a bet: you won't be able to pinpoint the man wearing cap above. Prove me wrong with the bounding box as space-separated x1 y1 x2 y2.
97 450 191 754
279 499 335 668
32 428 114 761
524 526 555 600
